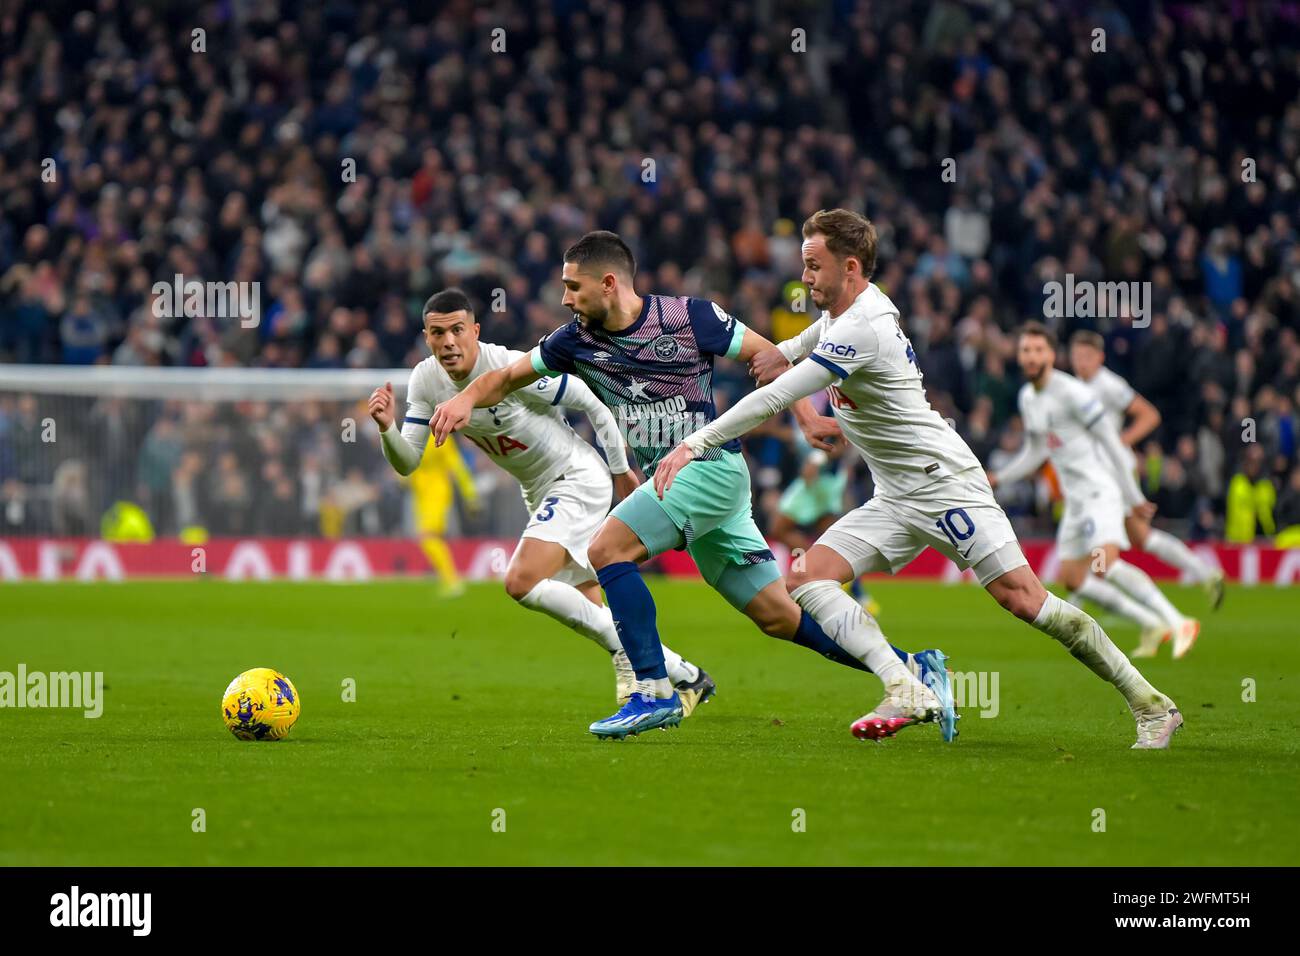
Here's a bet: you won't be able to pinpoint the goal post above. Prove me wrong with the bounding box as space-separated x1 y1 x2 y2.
0 363 529 542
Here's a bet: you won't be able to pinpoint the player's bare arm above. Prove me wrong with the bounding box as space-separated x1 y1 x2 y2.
1121 394 1161 448
748 346 793 385
735 327 839 451
431 354 540 446
749 316 823 385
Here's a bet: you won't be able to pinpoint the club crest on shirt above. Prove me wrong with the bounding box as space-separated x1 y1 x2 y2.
650 334 679 360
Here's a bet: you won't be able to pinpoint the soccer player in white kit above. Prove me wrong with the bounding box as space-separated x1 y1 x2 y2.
368 289 713 712
1069 330 1225 624
988 326 1201 661
654 210 1183 749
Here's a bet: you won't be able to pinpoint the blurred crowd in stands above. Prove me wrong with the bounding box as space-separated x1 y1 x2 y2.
2 0 1300 544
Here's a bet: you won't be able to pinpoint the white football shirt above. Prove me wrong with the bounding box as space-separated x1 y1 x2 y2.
1015 370 1125 503
1079 365 1137 434
402 342 607 495
799 285 983 497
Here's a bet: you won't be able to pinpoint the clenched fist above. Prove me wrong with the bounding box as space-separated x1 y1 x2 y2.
368 381 396 430
749 346 792 386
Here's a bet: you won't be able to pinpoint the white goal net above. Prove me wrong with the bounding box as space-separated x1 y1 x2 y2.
0 364 533 542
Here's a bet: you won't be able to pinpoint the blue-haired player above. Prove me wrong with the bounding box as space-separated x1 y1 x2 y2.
432 231 953 739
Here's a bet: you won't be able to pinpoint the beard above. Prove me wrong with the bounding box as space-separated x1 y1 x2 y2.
810 284 836 308
1020 360 1049 382
575 304 609 328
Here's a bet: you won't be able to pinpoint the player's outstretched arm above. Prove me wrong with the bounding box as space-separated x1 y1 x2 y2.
1088 413 1149 509
430 354 540 446
654 357 837 497
988 431 1048 490
551 375 640 497
1121 393 1161 448
371 378 426 476
749 317 827 385
735 327 839 451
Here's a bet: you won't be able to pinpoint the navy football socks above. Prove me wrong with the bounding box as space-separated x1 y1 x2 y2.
596 561 669 682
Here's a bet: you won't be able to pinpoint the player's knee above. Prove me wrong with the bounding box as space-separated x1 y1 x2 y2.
1008 594 1041 622
503 566 540 602
586 537 616 570
993 577 1046 622
996 590 1035 622
587 528 631 570
1059 566 1086 592
785 566 814 592
752 607 795 639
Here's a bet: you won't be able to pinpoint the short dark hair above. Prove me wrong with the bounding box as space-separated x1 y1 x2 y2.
1069 329 1105 351
563 230 636 278
1017 321 1058 350
423 288 475 319
802 208 878 280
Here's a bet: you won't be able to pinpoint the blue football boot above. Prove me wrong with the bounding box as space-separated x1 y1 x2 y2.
589 691 684 739
911 648 958 743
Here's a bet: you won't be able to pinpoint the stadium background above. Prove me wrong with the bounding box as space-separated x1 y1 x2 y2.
2 0 1300 579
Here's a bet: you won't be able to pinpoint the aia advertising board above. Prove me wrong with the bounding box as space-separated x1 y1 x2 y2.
1 537 1298 585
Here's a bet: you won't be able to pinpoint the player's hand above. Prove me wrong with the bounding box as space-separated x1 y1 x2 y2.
749 347 792 386
1133 499 1157 521
368 381 396 430
612 469 641 502
431 395 472 446
798 414 841 452
985 470 998 489
654 443 696 499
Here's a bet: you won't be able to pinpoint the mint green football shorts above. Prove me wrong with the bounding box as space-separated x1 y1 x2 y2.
611 452 780 611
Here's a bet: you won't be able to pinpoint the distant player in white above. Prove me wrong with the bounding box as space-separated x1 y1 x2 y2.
368 289 712 710
988 325 1201 660
654 210 1182 749
1069 330 1225 623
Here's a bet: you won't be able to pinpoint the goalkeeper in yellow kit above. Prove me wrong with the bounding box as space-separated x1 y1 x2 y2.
408 436 479 597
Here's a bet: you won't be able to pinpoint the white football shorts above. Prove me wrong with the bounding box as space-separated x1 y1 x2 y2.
520 447 612 586
818 467 1026 586
1056 487 1130 561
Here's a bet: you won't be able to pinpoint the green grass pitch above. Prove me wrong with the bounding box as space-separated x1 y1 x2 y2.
1 578 1296 866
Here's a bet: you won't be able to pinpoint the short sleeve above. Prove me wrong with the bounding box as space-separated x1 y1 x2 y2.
688 298 747 358
403 366 434 425
531 326 577 377
1071 380 1107 428
808 313 878 379
1101 370 1136 412
518 372 571 407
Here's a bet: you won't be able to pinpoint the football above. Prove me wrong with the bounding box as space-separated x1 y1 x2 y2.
221 668 301 741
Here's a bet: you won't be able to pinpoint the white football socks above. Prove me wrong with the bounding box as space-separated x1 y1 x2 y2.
790 580 911 689
1106 559 1186 631
1143 529 1214 584
519 580 695 686
1031 592 1168 712
520 579 621 651
1074 574 1165 631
